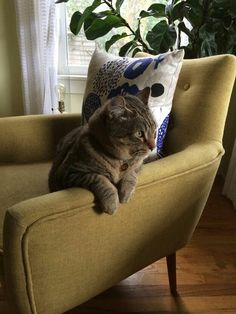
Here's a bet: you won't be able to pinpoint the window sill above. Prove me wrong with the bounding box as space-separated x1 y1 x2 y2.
58 74 87 95
57 75 87 113
58 74 87 81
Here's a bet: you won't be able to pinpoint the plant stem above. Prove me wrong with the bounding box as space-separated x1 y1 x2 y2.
103 0 152 53
177 25 181 49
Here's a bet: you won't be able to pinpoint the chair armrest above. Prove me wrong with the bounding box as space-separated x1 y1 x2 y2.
139 140 224 187
5 140 223 226
3 140 223 314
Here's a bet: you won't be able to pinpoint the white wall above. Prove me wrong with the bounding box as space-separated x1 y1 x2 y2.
0 1 24 116
58 76 86 113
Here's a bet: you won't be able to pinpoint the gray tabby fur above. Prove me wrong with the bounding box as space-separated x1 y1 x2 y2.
48 91 156 214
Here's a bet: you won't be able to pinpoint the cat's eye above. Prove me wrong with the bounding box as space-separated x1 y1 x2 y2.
136 131 144 138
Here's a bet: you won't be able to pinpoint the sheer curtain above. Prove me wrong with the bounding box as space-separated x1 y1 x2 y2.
14 0 58 114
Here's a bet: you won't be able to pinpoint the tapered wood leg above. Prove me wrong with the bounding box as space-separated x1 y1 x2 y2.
166 252 177 296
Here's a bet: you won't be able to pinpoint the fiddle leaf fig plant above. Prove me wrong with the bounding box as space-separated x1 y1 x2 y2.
56 0 236 58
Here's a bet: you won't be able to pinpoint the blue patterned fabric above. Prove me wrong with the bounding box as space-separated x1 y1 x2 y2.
84 56 165 117
157 114 170 156
83 93 101 122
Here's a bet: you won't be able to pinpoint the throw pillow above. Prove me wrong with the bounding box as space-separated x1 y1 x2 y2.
82 48 184 159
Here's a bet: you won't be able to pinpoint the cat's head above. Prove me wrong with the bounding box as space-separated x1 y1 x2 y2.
89 88 157 160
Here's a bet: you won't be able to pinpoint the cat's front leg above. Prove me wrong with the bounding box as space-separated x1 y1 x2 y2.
118 171 137 204
80 174 119 215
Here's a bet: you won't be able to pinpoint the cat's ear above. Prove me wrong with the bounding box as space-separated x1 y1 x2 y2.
107 96 126 119
136 87 150 106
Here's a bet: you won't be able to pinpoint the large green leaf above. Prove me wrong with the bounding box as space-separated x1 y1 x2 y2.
85 15 124 40
84 13 96 31
171 1 186 21
119 41 136 56
199 25 218 56
185 0 204 28
140 3 166 18
147 3 166 13
105 32 129 51
85 19 112 40
84 11 113 31
139 10 154 18
201 40 217 56
55 0 69 3
215 20 236 54
94 10 114 18
173 0 184 5
131 47 142 57
70 0 102 35
104 14 125 28
224 23 236 53
215 0 236 11
205 17 223 33
70 11 83 35
146 20 177 53
115 0 125 14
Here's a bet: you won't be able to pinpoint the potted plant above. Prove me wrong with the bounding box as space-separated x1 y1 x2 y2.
56 0 236 58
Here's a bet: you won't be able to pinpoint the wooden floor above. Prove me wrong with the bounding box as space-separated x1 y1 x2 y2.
1 176 236 313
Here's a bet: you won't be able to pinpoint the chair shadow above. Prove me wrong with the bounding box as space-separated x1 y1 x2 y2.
169 292 191 313
65 287 191 314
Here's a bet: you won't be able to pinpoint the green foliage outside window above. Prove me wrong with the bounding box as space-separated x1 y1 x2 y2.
56 0 236 58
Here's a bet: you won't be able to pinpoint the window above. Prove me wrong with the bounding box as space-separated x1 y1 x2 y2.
57 0 156 77
57 0 155 112
57 1 96 76
56 0 188 113
57 1 98 112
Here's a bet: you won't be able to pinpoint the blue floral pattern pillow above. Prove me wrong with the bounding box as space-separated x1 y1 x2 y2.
82 49 184 160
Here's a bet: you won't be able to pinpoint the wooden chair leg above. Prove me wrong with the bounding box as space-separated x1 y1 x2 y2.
166 252 177 296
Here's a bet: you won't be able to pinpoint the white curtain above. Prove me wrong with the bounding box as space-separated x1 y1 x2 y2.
223 138 236 209
15 0 57 114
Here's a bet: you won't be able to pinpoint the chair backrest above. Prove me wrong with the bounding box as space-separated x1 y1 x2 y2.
0 114 81 164
165 54 236 154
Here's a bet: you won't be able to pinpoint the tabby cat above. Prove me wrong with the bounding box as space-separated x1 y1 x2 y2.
48 90 157 214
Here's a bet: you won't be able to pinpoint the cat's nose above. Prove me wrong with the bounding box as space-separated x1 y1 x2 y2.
146 140 156 151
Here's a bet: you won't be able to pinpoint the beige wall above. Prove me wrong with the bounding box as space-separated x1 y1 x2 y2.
0 0 24 117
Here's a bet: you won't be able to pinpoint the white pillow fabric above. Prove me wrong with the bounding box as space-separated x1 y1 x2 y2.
82 49 184 159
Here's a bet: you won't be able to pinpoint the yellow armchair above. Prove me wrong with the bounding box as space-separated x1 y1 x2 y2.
0 54 235 314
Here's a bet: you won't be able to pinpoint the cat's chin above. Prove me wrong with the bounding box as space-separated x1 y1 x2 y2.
131 148 150 159
115 146 133 161
120 152 132 161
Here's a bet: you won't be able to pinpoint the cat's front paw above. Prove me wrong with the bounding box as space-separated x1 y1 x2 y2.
101 193 119 215
119 188 135 204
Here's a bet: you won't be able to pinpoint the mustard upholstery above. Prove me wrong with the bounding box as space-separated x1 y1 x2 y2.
0 55 235 314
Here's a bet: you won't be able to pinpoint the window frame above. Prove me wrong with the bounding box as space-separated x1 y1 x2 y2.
57 3 92 77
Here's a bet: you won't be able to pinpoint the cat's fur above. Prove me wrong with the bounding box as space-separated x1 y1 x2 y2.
48 91 156 214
